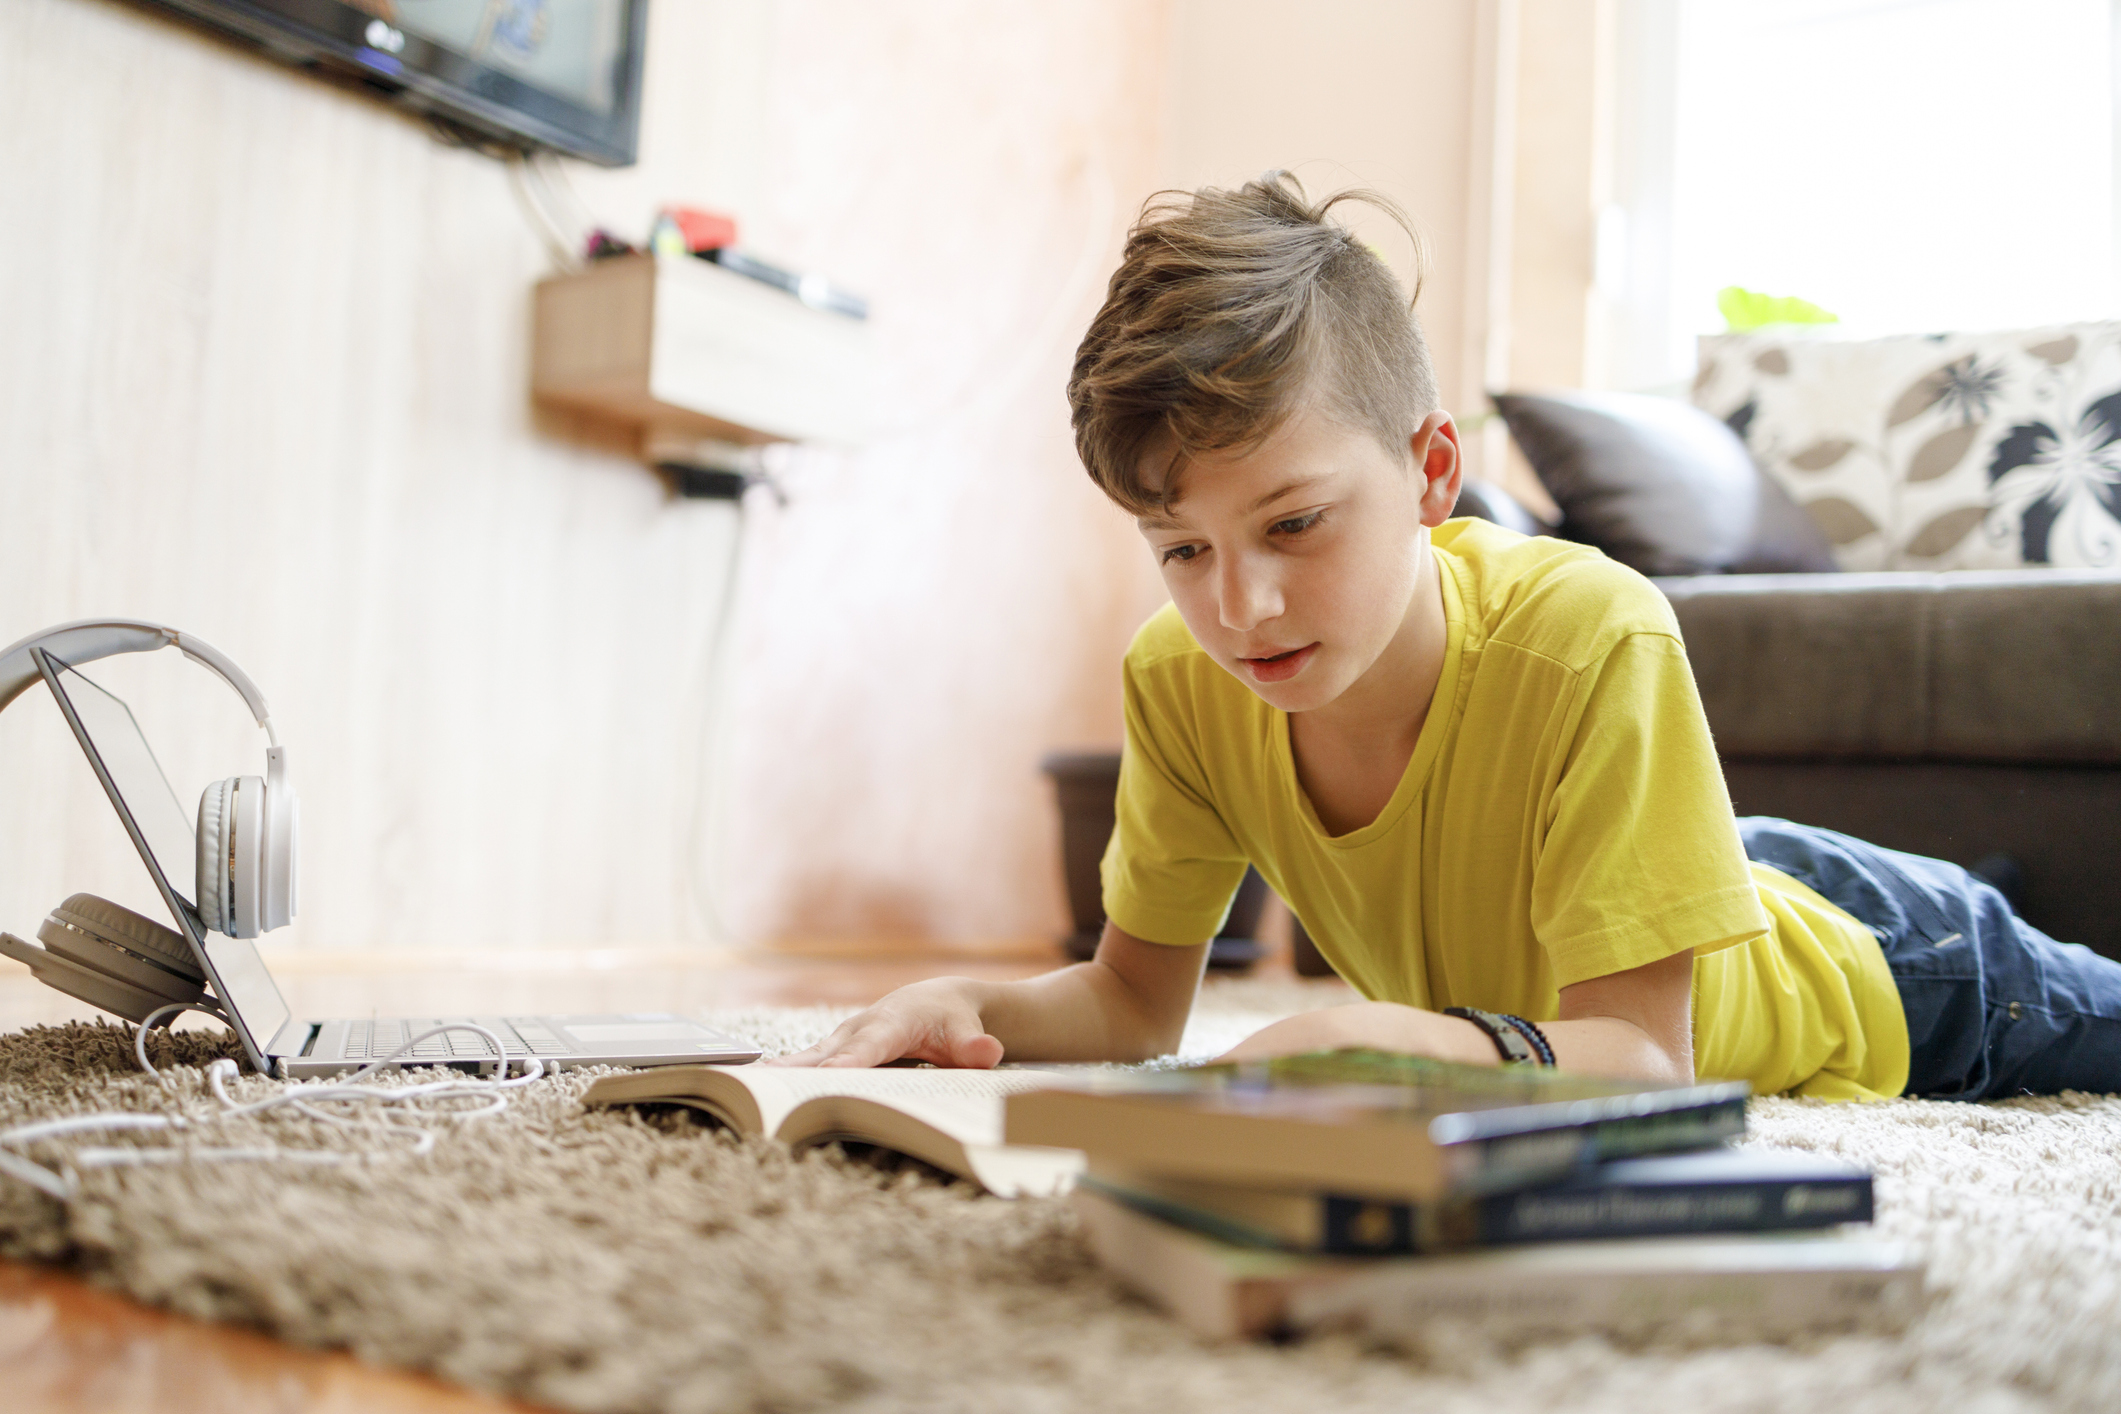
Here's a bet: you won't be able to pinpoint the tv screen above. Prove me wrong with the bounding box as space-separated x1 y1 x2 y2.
140 0 648 166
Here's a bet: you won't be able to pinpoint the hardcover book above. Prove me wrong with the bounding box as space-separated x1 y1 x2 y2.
1072 1187 1921 1344
1085 1146 1872 1255
1005 1049 1750 1201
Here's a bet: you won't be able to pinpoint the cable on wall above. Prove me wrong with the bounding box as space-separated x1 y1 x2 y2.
680 491 751 946
507 152 584 273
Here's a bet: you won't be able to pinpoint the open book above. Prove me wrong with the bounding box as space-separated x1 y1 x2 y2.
582 1064 1086 1197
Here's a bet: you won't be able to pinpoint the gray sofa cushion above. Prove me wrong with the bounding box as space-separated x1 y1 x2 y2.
1658 569 2121 764
1452 478 1546 537
1494 389 1838 577
1721 760 2121 957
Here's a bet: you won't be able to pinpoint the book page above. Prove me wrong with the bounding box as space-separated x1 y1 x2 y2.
959 1143 1084 1199
727 1066 1072 1148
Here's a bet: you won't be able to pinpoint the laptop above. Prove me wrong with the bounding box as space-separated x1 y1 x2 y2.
33 651 762 1079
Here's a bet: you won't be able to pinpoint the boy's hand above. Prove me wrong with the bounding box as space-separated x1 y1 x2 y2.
766 924 1208 1068
769 977 1006 1069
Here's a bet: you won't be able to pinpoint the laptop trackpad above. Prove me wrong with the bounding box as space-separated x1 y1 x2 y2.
554 1018 739 1053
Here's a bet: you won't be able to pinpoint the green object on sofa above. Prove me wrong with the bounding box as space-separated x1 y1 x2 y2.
1717 285 1840 333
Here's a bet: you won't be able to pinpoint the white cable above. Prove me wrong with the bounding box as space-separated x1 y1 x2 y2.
683 503 748 945
507 154 581 272
134 999 230 1080
0 1147 72 1200
530 151 602 242
0 1022 545 1202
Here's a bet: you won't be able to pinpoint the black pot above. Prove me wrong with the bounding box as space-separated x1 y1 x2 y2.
1040 751 1265 971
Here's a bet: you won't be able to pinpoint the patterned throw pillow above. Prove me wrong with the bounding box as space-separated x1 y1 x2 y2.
1692 323 2121 570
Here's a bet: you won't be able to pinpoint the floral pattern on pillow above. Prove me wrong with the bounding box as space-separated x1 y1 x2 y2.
1693 323 2121 570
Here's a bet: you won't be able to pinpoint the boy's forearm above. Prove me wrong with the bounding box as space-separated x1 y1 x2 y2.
965 957 1192 1062
1374 1008 1691 1083
1538 1016 1692 1084
1222 1003 1693 1084
957 965 1164 1062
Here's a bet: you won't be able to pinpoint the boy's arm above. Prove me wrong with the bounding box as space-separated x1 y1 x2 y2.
1217 949 1696 1084
1546 947 1695 1080
769 922 1211 1067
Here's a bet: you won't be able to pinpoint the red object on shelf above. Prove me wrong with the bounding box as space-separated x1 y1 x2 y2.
663 206 739 253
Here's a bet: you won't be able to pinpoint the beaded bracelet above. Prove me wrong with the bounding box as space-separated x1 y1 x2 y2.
1498 1013 1557 1067
1441 1006 1540 1066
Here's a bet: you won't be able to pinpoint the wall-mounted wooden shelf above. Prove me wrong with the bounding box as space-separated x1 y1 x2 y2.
531 253 874 447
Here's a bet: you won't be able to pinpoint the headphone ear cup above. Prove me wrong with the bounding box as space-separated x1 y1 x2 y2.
37 896 209 1009
197 775 267 938
0 931 184 1024
49 894 204 983
198 777 232 935
0 914 206 1026
261 745 297 931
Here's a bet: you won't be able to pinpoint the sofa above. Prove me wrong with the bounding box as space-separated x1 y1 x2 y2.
1658 568 2121 958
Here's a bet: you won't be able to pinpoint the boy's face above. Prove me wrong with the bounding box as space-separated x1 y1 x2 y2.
1135 404 1462 715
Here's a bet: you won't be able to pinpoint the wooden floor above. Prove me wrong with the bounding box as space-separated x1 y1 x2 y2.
0 941 1191 1414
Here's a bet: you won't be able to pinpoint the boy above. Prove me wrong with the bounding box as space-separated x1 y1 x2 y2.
778 174 2121 1100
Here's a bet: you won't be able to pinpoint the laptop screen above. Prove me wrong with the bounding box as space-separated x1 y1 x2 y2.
39 652 293 1058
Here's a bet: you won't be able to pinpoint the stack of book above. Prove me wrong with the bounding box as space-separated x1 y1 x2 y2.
1002 1050 1922 1343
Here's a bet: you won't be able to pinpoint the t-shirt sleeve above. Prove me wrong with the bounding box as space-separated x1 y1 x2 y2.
1532 631 1769 989
1100 656 1251 947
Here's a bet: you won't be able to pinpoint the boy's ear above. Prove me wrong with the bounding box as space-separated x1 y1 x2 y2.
1411 413 1463 528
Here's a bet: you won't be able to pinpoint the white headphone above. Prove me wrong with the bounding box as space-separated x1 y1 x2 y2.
0 631 543 1205
0 619 299 939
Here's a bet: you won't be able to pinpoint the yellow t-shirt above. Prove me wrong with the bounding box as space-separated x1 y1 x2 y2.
1103 519 1910 1101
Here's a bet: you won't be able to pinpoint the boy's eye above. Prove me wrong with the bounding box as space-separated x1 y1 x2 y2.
1160 544 1201 564
1272 511 1323 536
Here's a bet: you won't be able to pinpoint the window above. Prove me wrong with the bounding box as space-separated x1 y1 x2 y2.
1613 0 2118 386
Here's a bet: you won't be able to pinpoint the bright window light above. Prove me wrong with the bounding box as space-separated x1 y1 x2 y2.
1665 0 2115 359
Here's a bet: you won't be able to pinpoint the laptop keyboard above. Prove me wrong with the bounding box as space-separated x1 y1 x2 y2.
343 1019 575 1061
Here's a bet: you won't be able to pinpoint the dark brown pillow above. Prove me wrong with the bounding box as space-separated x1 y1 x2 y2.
1492 389 1837 576
1452 477 1545 537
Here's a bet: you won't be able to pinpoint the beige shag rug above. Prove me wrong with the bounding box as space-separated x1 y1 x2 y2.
3 979 2121 1413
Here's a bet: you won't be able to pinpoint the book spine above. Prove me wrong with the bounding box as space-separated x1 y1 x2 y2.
1310 1173 1869 1254
1479 1175 1872 1245
1458 1097 1749 1191
1585 1097 1752 1162
1318 1196 1426 1254
1289 1257 1921 1342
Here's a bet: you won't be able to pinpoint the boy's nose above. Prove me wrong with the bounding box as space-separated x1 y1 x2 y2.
1216 555 1283 633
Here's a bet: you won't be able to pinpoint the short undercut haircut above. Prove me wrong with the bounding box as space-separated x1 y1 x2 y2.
1068 171 1438 514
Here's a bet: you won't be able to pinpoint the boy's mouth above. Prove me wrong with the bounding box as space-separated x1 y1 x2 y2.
1240 643 1318 684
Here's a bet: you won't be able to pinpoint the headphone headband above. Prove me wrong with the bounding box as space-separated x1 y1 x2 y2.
0 619 276 741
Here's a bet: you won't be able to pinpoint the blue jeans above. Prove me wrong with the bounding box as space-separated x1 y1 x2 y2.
1738 818 2121 1099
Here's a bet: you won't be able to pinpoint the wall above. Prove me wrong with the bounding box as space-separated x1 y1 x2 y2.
0 0 1173 952
1161 0 1480 416
709 2 1179 944
1508 0 1613 393
1159 0 1563 519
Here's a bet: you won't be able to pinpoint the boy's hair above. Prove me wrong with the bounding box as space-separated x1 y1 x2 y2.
1068 172 1437 514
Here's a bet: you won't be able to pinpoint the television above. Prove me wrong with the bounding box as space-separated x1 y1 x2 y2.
138 0 648 166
